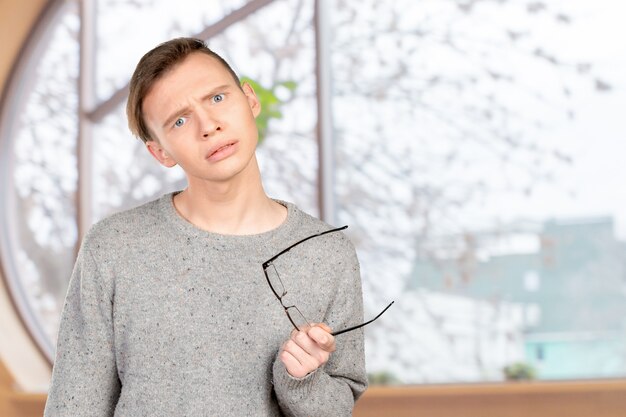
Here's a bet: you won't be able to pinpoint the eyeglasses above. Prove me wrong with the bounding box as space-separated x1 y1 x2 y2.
262 225 394 336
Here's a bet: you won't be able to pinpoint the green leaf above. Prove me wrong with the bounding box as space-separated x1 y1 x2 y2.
240 75 298 144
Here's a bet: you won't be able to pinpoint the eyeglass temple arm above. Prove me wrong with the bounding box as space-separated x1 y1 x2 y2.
331 301 395 336
262 225 349 267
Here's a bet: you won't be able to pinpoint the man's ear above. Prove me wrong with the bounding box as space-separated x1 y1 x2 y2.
146 140 177 168
241 82 261 118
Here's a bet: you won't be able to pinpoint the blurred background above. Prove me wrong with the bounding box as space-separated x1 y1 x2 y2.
1 0 625 415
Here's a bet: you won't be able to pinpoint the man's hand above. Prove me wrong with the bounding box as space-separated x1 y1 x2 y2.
279 323 336 378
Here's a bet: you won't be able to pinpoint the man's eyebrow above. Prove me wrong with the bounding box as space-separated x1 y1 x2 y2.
161 84 233 129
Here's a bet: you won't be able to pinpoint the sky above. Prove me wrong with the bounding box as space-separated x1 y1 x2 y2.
465 0 626 240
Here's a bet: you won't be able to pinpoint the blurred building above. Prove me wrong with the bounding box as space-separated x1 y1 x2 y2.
411 216 626 380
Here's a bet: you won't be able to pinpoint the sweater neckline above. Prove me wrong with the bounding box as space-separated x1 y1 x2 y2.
158 191 299 247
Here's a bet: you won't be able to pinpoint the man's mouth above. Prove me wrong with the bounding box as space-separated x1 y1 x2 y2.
210 143 233 156
206 141 238 161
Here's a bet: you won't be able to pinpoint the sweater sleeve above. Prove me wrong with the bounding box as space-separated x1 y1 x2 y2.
44 238 121 416
272 235 369 417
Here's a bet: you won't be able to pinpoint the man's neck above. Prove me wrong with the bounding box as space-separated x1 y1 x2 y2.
173 163 287 235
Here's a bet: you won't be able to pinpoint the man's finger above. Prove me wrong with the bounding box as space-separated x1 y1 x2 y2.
308 325 336 352
282 339 320 374
280 349 309 379
315 323 333 334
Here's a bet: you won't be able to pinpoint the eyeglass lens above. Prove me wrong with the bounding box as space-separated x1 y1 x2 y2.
266 263 311 330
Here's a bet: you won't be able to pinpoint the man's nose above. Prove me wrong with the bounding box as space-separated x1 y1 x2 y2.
197 107 221 139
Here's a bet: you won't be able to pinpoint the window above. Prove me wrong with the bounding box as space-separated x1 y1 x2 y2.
1 0 625 384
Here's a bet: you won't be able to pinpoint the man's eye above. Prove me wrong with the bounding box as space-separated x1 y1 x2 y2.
174 117 187 128
213 94 224 103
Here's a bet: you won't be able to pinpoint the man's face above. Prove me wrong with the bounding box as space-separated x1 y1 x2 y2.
142 52 261 184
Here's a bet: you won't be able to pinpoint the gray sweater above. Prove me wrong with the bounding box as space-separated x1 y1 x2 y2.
44 193 368 416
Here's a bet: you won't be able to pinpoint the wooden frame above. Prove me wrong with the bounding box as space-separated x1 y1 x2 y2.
3 364 626 417
354 380 626 417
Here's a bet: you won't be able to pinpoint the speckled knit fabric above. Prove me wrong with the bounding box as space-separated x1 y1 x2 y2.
43 192 367 417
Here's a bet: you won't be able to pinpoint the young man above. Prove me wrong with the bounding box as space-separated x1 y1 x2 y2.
44 38 368 416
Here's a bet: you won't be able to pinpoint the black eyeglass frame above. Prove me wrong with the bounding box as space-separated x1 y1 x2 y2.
262 225 394 336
